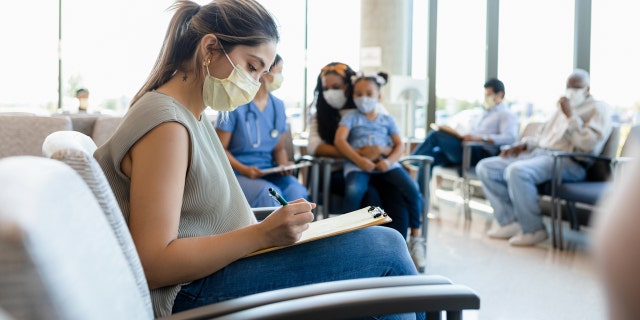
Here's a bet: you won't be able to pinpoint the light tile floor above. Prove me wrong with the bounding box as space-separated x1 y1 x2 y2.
424 197 607 320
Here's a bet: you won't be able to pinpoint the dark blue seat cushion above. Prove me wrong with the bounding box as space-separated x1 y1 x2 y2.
555 181 610 205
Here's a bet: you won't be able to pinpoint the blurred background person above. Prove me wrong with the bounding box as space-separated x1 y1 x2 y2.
75 88 90 113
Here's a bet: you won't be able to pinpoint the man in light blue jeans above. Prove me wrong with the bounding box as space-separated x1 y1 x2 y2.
476 69 612 246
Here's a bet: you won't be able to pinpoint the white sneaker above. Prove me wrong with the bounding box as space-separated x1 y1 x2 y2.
508 228 548 246
408 237 426 273
487 222 520 239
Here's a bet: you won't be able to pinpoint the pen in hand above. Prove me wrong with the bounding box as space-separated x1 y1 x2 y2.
268 188 288 206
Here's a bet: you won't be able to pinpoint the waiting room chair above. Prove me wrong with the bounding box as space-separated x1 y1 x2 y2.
91 116 123 147
0 154 480 319
279 124 319 203
0 115 72 158
549 125 637 249
312 155 433 260
52 113 104 137
431 122 542 220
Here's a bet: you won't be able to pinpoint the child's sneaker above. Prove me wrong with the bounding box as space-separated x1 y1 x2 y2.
408 237 426 273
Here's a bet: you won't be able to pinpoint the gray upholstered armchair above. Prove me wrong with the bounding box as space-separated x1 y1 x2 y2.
0 114 72 158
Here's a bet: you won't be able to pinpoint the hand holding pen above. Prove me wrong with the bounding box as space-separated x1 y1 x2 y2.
269 188 288 206
257 189 316 246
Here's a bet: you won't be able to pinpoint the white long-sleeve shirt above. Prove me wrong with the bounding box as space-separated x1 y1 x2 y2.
470 103 519 146
524 96 612 155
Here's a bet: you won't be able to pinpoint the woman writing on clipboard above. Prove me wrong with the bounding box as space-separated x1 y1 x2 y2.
216 54 309 207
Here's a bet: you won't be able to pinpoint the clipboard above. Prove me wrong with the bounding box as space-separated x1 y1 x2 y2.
247 206 392 256
260 162 313 175
430 123 463 139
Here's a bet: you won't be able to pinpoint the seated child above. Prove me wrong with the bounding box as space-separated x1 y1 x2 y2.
334 72 426 271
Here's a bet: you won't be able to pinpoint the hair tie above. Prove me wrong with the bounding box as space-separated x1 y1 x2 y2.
321 63 349 78
352 72 386 86
185 5 201 30
369 73 386 86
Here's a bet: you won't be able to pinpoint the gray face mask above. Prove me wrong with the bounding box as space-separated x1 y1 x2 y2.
323 89 347 109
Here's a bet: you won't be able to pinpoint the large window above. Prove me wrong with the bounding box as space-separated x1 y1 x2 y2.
62 0 173 114
5 0 636 142
498 0 574 125
0 1 61 113
435 0 486 131
0 1 174 115
256 0 307 134
591 0 640 128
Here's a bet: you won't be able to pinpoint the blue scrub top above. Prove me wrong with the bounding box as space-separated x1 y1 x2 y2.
215 94 287 170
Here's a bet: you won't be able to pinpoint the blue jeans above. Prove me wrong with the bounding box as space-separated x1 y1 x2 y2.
237 174 309 207
344 168 423 232
172 227 423 320
371 174 412 239
331 169 413 239
412 130 495 192
475 149 586 233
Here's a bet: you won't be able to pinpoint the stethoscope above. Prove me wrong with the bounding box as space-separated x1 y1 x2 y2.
245 96 280 148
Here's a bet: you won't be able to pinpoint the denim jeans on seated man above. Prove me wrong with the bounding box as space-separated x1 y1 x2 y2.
475 148 586 236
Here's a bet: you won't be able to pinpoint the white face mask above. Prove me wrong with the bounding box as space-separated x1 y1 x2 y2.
565 88 588 108
322 89 347 110
202 50 261 112
354 96 378 114
484 95 496 110
265 73 283 92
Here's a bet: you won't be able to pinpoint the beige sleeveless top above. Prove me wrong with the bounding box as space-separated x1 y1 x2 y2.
94 91 254 317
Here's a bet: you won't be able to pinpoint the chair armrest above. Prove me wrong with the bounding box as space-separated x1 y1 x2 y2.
163 275 458 320
550 151 613 163
310 157 346 219
399 155 434 225
549 152 616 198
461 141 497 176
399 155 434 166
295 154 316 164
204 284 480 320
251 207 278 221
613 156 635 164
314 156 345 166
461 141 494 148
610 157 638 178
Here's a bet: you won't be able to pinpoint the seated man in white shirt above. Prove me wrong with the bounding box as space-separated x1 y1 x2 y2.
411 78 519 192
476 69 613 246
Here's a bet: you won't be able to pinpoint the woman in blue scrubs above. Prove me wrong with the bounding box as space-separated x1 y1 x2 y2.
216 55 308 207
